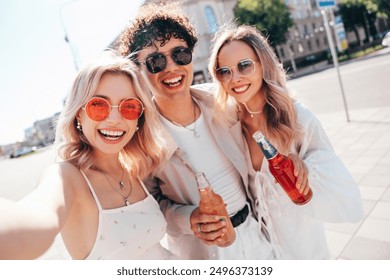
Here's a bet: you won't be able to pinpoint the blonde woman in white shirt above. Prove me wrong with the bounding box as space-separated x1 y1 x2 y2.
208 24 364 259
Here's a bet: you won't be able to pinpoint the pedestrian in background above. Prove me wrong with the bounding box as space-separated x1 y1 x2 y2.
0 51 175 260
208 24 364 259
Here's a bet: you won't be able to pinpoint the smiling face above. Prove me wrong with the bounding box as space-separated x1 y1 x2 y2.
77 73 139 155
217 40 264 105
137 38 194 104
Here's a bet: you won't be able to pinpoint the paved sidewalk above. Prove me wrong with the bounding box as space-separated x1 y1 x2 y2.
319 106 390 259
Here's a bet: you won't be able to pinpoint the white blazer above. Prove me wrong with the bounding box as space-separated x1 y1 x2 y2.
250 102 364 259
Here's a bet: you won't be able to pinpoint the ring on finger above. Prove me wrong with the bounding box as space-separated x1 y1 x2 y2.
197 223 202 233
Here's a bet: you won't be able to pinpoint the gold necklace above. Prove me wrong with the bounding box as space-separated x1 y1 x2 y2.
243 102 263 118
169 101 200 138
91 165 133 206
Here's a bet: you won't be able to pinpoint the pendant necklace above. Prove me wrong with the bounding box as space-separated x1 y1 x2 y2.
243 102 263 118
91 165 133 206
170 101 200 138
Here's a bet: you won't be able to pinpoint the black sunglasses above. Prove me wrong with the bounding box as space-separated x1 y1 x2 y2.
139 47 192 74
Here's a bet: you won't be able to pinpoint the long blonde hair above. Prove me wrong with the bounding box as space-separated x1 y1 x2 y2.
55 51 166 179
209 24 300 152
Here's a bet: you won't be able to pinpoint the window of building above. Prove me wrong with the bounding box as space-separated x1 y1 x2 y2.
316 38 320 48
280 47 285 58
205 6 218 34
193 71 206 84
307 40 312 51
298 43 304 53
290 45 295 54
304 24 308 35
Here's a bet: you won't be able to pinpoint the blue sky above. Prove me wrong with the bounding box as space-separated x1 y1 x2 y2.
0 0 142 145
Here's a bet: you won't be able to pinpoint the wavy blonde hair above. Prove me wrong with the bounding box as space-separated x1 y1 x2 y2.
55 51 166 179
209 24 300 152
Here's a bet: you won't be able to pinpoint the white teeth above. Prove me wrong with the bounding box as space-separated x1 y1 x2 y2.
103 136 120 141
234 85 249 93
99 130 125 140
163 76 182 84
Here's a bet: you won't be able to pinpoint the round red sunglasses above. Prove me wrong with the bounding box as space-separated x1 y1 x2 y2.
82 97 145 121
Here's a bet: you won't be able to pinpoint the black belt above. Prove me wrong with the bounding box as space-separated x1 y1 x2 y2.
230 204 249 228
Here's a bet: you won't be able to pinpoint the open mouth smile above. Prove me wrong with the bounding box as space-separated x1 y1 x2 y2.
98 129 125 141
233 84 250 94
162 76 183 87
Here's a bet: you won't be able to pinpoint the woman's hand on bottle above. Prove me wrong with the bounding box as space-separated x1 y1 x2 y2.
190 208 228 245
287 153 311 195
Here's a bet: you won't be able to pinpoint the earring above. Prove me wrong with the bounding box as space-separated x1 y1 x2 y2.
136 126 139 131
77 121 82 132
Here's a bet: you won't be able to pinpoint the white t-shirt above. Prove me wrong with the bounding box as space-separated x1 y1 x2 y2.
160 111 247 215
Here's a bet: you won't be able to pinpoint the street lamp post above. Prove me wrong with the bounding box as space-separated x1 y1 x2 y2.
59 0 80 71
320 7 350 122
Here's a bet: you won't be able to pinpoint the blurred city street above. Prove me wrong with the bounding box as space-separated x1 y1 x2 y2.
289 47 390 259
0 47 389 260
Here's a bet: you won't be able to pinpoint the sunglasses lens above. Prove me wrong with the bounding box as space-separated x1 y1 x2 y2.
172 48 192 65
120 98 144 120
238 60 255 76
85 97 110 121
144 48 192 74
146 54 166 74
216 67 232 82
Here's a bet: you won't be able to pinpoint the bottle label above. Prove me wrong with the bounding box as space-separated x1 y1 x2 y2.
259 140 278 159
252 131 278 159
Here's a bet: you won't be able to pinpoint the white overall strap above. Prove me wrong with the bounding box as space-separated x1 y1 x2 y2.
79 170 103 211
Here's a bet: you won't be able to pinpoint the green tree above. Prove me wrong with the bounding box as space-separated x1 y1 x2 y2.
338 0 379 45
233 0 293 47
373 0 390 17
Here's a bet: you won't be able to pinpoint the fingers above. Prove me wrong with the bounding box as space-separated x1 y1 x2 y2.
190 208 228 245
288 154 310 194
195 228 226 245
190 208 222 232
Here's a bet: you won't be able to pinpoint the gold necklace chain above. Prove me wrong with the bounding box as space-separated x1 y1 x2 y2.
91 165 133 206
243 102 263 118
169 100 200 138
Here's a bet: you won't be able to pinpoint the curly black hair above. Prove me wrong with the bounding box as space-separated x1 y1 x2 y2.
117 1 198 61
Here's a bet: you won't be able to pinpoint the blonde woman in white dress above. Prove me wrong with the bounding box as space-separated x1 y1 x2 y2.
0 51 175 260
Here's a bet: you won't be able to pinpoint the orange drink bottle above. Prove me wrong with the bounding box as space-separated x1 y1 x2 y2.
195 172 236 247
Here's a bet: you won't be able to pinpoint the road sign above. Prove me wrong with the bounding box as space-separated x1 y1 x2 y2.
334 16 349 52
317 0 336 8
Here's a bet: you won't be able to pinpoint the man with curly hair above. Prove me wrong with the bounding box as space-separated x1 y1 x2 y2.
117 1 274 260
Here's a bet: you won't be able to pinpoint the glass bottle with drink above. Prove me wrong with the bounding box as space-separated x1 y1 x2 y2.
252 131 313 205
195 172 236 247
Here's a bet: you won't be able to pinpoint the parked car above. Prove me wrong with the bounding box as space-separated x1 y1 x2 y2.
10 146 37 158
382 31 390 47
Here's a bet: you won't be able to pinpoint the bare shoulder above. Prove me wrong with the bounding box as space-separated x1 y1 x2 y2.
40 162 79 180
37 162 85 193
